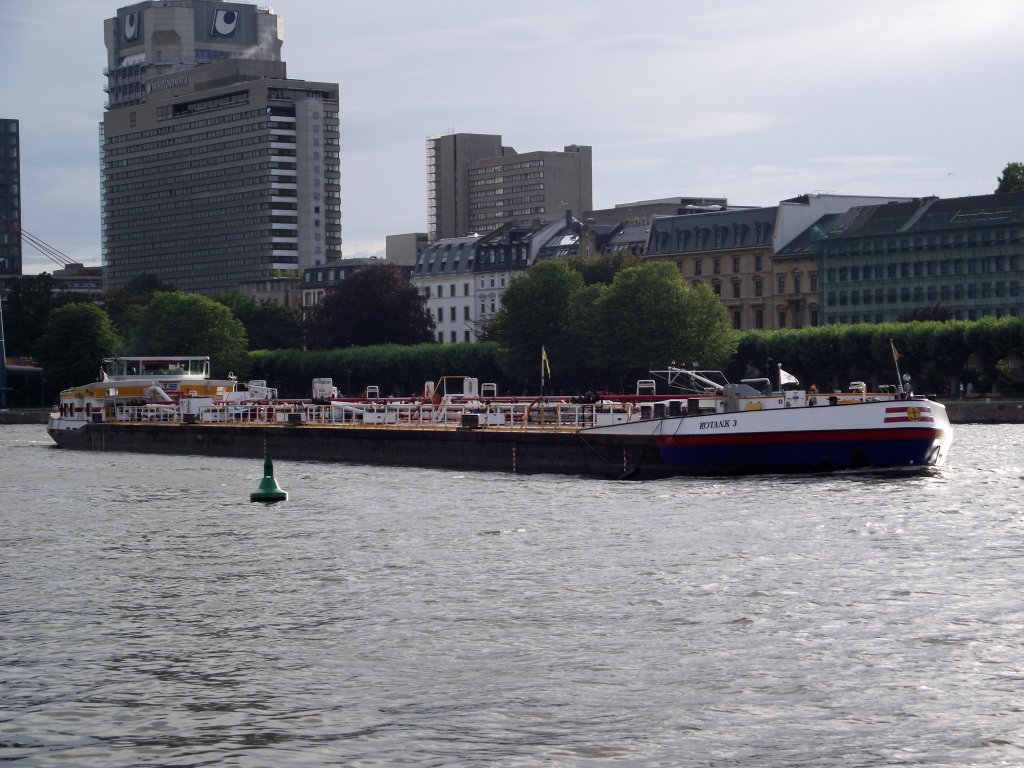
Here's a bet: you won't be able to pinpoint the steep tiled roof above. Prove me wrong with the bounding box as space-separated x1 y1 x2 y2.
823 192 1024 240
647 206 778 255
774 213 842 257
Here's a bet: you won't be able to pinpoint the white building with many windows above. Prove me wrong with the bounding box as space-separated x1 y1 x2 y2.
411 236 480 343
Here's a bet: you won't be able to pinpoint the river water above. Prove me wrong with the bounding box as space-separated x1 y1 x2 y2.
1 423 1022 767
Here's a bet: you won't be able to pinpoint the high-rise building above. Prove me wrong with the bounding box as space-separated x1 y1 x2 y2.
101 1 341 293
426 133 592 242
0 119 21 276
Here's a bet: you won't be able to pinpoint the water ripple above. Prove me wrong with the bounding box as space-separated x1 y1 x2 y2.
1 424 1022 766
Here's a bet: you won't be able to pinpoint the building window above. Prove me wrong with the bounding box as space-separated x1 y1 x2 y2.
713 258 721 275
464 306 470 320
794 274 802 293
755 254 763 271
694 259 702 276
755 280 763 297
778 275 786 293
450 307 456 322
437 331 443 343
732 282 741 299
732 257 740 273
810 273 818 291
755 309 764 328
778 310 786 328
732 311 741 329
437 308 443 321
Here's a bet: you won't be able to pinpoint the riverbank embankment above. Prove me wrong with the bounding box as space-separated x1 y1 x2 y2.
0 410 50 425
943 399 1024 424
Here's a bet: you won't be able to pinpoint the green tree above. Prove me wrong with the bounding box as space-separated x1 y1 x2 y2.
214 293 303 350
307 264 434 349
964 316 1021 393
130 292 248 377
1 273 77 357
493 259 585 387
37 303 122 394
995 162 1024 194
560 283 609 389
567 251 642 285
103 273 177 336
595 262 736 385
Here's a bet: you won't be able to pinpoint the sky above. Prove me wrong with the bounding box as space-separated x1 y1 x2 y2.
3 0 1023 274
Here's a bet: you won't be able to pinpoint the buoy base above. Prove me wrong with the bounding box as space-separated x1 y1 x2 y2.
251 450 287 502
250 491 288 503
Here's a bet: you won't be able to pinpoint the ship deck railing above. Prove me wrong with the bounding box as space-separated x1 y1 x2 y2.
109 399 634 430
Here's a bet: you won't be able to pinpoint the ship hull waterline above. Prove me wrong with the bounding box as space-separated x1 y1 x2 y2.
46 417 949 480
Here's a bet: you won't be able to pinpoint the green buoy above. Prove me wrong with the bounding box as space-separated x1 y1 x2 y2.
250 449 288 503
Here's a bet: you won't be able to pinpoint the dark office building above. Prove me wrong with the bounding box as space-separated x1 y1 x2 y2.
0 118 21 276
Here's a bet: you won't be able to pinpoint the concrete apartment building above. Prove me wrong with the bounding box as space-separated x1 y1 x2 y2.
645 194 912 330
646 206 782 330
584 197 728 227
0 119 20 277
426 133 592 242
101 1 340 294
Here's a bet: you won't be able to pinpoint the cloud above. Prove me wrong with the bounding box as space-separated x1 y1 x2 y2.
343 239 387 260
9 0 1024 273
